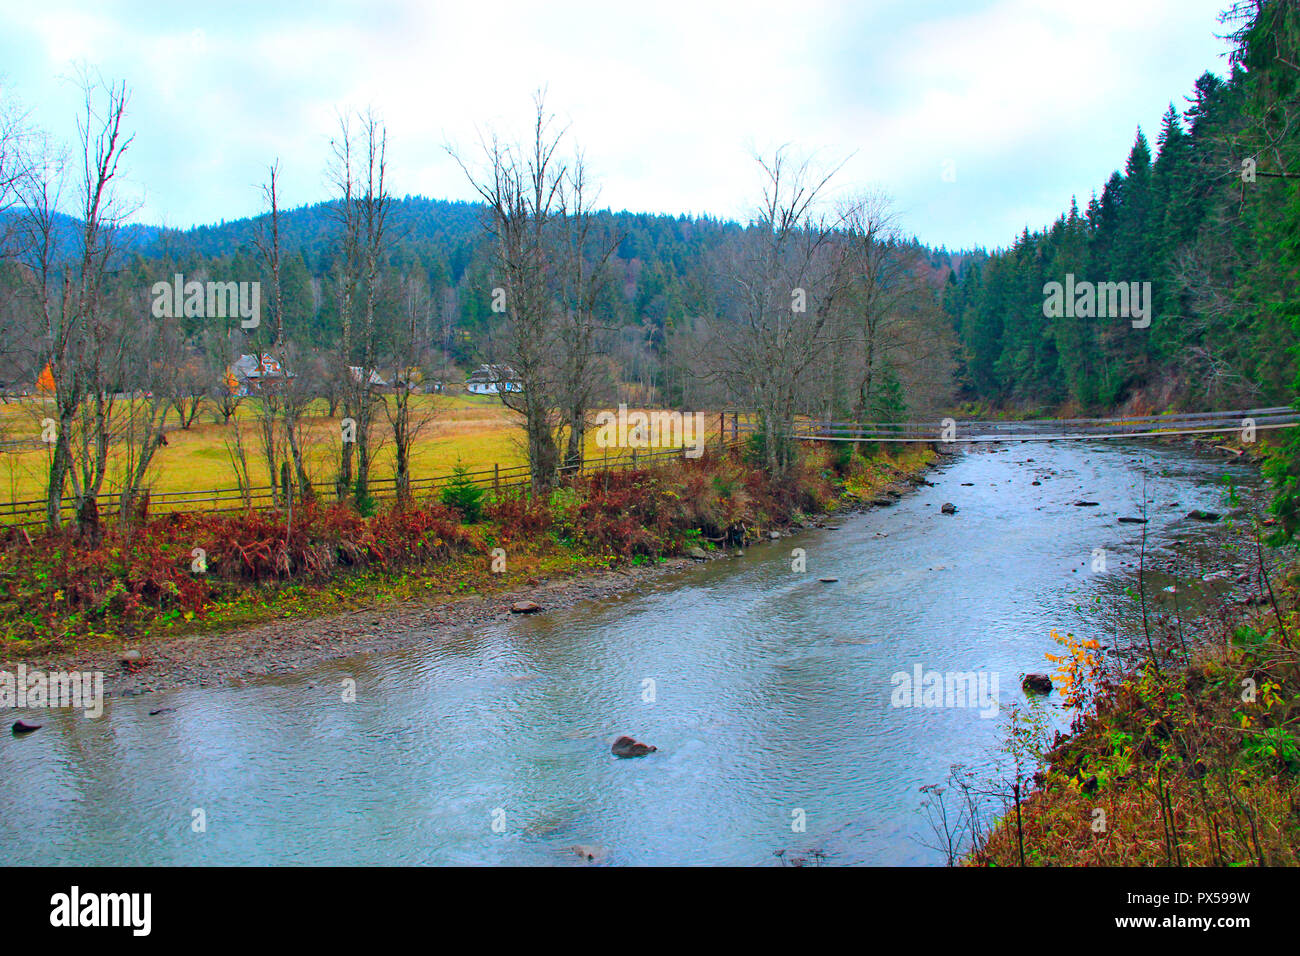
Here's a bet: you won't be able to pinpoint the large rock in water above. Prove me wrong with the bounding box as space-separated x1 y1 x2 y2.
686 546 708 560
940 502 957 515
11 720 41 735
1022 674 1053 694
611 735 657 758
510 601 542 614
1187 509 1221 522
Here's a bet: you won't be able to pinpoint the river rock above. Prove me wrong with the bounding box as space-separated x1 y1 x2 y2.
818 577 839 583
11 720 41 735
510 601 543 614
871 497 894 506
1022 674 1053 694
940 502 956 515
1187 509 1221 522
572 844 606 863
1118 517 1147 524
769 531 782 540
611 735 657 758
1074 501 1100 507
119 649 142 663
1031 480 1041 486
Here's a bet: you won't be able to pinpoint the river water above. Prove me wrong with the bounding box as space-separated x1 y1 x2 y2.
0 441 1264 865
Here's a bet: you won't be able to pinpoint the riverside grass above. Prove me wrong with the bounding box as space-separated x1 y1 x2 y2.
970 578 1300 867
0 394 730 512
0 441 935 657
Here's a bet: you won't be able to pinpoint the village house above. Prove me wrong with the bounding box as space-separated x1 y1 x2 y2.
465 364 522 395
227 353 291 395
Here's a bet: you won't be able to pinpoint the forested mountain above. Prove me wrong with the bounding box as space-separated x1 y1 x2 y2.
0 194 959 414
943 3 1300 417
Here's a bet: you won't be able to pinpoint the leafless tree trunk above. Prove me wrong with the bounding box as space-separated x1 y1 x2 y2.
329 111 389 504
384 276 440 503
451 91 600 493
254 161 315 504
707 147 849 477
557 156 620 473
16 73 136 534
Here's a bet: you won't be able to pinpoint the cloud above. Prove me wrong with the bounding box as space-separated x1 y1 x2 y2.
0 0 1234 247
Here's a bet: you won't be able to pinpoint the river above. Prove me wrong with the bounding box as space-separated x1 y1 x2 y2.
0 440 1265 865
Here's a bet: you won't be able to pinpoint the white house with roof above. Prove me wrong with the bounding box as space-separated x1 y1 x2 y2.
465 364 522 394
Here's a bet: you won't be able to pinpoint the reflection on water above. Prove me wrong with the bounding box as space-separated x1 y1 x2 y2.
0 442 1261 865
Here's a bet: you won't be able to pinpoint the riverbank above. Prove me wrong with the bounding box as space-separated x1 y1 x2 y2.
965 453 1300 865
0 442 938 697
971 581 1300 865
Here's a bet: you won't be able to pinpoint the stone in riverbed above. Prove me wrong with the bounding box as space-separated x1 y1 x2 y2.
818 577 839 583
12 720 41 735
119 649 142 663
1022 674 1053 694
1187 509 1221 522
510 601 543 614
686 546 708 560
1118 517 1147 524
1074 501 1100 507
940 502 957 515
611 735 657 758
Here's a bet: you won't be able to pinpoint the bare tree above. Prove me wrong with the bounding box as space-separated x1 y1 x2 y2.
253 161 317 504
116 285 178 530
329 110 389 504
382 274 440 503
707 147 850 477
204 326 243 424
16 73 136 535
556 155 620 472
451 91 611 492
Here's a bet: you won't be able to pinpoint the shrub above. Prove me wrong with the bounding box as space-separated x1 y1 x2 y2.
440 465 485 524
484 489 553 541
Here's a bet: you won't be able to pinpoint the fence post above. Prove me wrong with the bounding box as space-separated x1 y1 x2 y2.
493 463 499 495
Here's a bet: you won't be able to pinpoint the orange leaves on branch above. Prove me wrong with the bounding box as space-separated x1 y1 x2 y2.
1046 629 1103 710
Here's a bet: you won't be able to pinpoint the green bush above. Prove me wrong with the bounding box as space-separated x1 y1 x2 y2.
440 465 485 524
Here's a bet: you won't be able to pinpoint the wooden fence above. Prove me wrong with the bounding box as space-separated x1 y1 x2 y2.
729 406 1300 444
0 430 747 529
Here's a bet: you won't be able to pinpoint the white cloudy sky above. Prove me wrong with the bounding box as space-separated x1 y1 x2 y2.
0 0 1235 249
